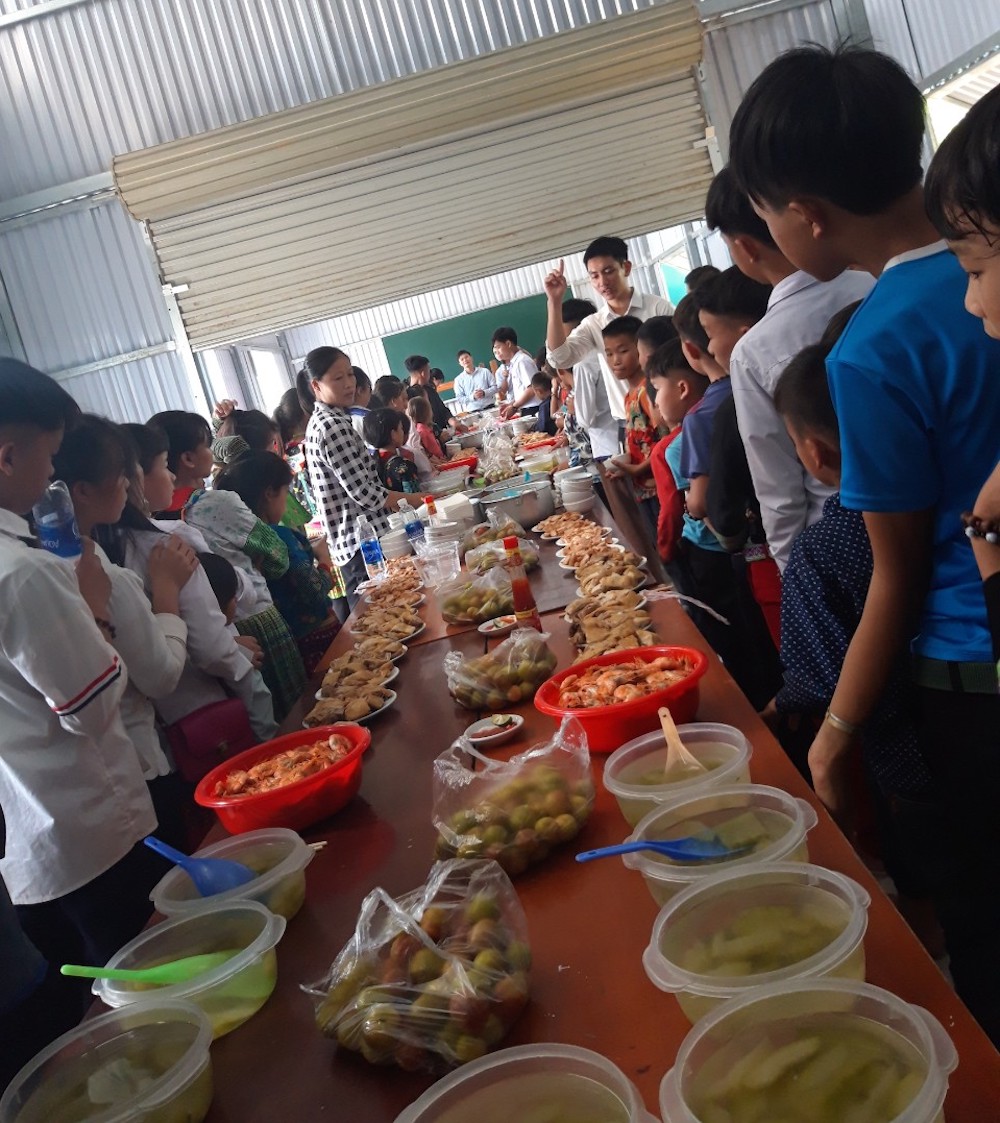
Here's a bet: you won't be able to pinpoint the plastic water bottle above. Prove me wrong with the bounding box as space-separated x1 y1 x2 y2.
398 499 425 547
357 513 387 581
32 480 82 564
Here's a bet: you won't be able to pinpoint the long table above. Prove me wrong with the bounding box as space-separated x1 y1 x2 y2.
200 535 1000 1122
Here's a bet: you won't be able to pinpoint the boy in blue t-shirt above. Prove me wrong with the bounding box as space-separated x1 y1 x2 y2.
729 44 1000 1043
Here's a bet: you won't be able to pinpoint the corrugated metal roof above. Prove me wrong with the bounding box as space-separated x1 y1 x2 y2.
864 0 999 81
58 349 196 422
0 198 171 370
0 0 659 199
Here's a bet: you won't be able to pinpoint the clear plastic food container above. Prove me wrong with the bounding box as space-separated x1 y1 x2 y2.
149 827 314 920
0 999 213 1123
94 900 286 1038
603 722 753 826
659 979 957 1123
624 785 818 905
643 862 870 1023
393 1043 660 1123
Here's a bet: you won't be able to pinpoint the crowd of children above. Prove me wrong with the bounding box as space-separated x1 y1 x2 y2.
1 41 999 1081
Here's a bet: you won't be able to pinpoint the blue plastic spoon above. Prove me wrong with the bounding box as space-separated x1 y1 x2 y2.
575 838 746 864
144 836 256 897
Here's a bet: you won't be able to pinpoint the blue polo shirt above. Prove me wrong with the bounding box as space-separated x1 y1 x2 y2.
679 378 732 480
827 245 1000 663
664 432 726 553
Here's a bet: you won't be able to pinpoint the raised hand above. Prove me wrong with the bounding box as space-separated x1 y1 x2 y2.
543 259 568 302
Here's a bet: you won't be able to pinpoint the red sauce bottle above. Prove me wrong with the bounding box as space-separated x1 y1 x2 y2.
503 535 542 630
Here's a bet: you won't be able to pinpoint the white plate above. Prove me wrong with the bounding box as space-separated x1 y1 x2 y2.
403 621 426 642
477 614 518 636
351 614 423 639
350 641 408 663
365 591 426 609
576 575 648 597
563 593 648 622
463 713 525 746
305 689 397 728
314 664 398 700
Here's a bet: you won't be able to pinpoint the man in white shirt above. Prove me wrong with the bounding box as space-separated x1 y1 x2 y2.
557 299 618 460
493 327 539 415
545 235 674 422
705 168 874 571
453 350 497 412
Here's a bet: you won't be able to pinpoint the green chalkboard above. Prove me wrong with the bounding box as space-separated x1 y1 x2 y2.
382 295 549 386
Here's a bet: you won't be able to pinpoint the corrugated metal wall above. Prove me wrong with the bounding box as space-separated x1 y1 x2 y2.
863 0 1000 81
701 0 868 151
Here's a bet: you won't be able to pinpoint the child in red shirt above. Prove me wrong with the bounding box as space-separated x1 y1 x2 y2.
406 395 444 460
603 316 663 535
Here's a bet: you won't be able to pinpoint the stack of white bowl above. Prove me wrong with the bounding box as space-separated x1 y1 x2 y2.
559 468 596 513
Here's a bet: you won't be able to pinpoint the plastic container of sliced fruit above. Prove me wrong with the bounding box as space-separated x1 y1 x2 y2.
0 1000 213 1123
603 722 753 826
93 901 285 1039
624 785 818 906
659 979 957 1123
394 1043 659 1123
643 862 870 1023
150 828 315 921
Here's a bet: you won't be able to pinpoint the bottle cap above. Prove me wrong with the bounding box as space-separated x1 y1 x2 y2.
502 536 518 550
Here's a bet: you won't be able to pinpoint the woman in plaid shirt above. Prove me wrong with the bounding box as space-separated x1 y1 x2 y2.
298 348 412 607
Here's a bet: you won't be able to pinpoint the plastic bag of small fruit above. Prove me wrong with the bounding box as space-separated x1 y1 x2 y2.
458 510 527 561
432 716 594 877
306 858 530 1072
439 567 515 625
444 627 557 709
466 536 539 576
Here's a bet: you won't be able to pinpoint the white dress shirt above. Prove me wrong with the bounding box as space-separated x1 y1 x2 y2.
570 354 619 459
729 269 875 572
548 289 674 421
95 543 188 780
0 510 155 904
454 367 497 411
507 351 539 407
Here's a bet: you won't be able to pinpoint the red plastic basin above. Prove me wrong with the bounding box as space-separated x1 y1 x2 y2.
194 724 371 834
534 646 709 753
439 455 478 473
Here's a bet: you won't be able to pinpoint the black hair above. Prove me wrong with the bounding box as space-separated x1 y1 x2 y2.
773 301 859 442
404 355 429 374
214 450 294 519
296 346 349 414
645 339 709 400
685 265 721 290
352 366 371 394
457 349 472 359
695 266 771 324
216 408 278 451
363 408 407 450
198 551 239 611
406 384 427 401
583 235 628 265
407 395 432 426
429 368 445 383
491 327 517 346
273 387 307 446
561 298 598 325
773 342 839 442
705 166 777 247
636 315 678 351
672 293 709 350
0 359 79 432
925 82 1000 241
531 371 552 392
53 413 130 491
374 375 404 405
728 43 925 215
601 315 642 341
148 410 212 473
119 421 168 473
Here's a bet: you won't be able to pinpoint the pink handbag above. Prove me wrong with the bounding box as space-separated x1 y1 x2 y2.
164 698 258 784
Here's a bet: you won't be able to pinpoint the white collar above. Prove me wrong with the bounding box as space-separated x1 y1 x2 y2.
0 507 31 540
883 240 947 273
768 270 819 307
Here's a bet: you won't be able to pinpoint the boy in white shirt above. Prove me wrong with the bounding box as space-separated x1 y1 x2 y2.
494 327 539 416
0 359 162 1002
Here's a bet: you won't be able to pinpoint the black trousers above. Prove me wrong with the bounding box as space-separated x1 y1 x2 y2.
904 685 1000 1046
16 842 168 1017
672 541 781 710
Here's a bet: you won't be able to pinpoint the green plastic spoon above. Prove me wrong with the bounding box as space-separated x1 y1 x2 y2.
61 950 240 986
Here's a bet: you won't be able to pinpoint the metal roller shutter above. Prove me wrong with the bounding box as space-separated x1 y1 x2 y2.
114 1 710 350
